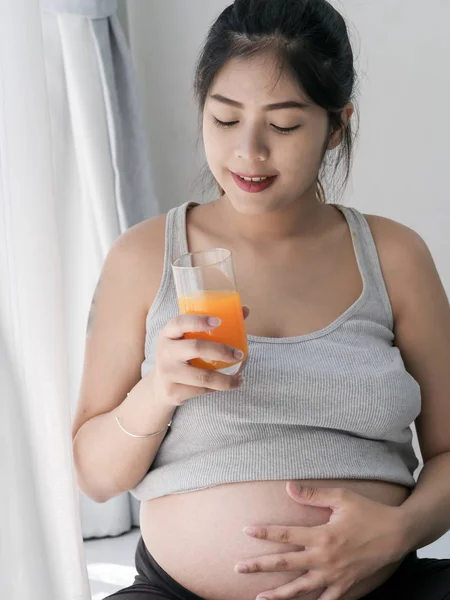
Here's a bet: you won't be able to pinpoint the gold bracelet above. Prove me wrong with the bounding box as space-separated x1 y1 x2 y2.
115 414 172 438
115 393 172 439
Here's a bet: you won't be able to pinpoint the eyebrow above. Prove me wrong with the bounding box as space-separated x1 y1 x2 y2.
209 93 311 112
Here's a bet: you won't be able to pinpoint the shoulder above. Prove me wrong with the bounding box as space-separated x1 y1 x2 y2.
100 212 168 312
112 212 167 257
110 211 169 269
362 212 432 268
361 212 439 317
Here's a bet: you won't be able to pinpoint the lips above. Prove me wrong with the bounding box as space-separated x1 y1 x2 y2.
230 171 278 193
232 171 277 179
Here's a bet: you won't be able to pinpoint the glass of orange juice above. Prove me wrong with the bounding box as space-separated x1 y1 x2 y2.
172 248 248 375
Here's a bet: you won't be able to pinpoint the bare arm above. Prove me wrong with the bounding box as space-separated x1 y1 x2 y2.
71 212 244 503
72 215 173 503
366 214 450 552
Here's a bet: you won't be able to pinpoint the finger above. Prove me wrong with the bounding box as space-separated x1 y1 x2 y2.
175 338 244 364
170 380 211 399
162 314 221 340
255 572 327 600
174 362 243 392
234 552 312 574
286 484 348 509
314 586 344 600
239 355 249 374
244 525 318 547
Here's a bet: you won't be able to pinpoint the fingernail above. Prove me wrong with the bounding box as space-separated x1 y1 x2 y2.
234 349 244 360
243 526 255 536
235 563 249 573
236 375 245 386
207 317 221 327
233 376 243 389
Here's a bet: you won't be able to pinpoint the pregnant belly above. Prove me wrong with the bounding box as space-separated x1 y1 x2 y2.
140 479 411 600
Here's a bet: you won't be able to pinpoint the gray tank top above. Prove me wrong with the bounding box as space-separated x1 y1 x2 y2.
131 201 421 501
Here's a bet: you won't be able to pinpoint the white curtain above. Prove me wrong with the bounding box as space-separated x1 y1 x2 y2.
1 0 157 597
40 0 158 539
0 0 90 596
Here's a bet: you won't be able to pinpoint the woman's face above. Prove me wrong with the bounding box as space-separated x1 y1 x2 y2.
202 52 335 215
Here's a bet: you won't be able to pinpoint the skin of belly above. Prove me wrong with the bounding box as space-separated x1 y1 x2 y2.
140 479 412 600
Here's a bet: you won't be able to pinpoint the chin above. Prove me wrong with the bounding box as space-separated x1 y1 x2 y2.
223 193 285 215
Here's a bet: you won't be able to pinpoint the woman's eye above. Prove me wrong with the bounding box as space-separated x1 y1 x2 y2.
272 124 301 134
213 117 238 128
213 117 300 134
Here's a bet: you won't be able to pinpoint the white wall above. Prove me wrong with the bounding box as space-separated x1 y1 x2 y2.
123 1 450 558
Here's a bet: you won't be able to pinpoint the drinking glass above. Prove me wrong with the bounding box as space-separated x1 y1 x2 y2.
172 248 248 375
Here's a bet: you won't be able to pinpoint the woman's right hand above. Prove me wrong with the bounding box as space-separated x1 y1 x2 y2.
151 307 249 408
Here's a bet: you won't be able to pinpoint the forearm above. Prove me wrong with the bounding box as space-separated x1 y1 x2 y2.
398 451 450 553
72 372 176 503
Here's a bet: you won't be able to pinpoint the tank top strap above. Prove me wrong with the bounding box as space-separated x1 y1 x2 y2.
335 204 394 331
165 201 199 265
145 201 199 325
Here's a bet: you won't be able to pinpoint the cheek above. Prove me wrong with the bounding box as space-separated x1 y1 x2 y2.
202 123 223 163
282 135 326 180
280 146 321 181
202 125 227 184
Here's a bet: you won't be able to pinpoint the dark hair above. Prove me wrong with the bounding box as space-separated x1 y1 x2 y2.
193 0 359 203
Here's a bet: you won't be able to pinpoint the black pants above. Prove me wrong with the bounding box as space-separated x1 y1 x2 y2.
105 535 450 600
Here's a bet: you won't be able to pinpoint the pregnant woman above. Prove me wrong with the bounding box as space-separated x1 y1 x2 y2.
72 1 450 599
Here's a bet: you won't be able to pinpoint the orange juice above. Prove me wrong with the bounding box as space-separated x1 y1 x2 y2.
178 290 248 371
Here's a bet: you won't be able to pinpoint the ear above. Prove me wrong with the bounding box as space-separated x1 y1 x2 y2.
327 102 354 151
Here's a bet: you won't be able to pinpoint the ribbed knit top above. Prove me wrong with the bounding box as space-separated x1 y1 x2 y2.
131 201 421 501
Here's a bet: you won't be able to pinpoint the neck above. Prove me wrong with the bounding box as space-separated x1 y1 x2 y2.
215 187 327 245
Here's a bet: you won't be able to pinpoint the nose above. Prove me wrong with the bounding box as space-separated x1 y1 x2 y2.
234 126 269 162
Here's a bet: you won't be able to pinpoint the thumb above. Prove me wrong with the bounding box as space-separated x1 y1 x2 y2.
286 482 343 509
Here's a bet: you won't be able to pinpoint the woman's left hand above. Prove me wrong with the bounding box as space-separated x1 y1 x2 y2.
234 482 409 600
